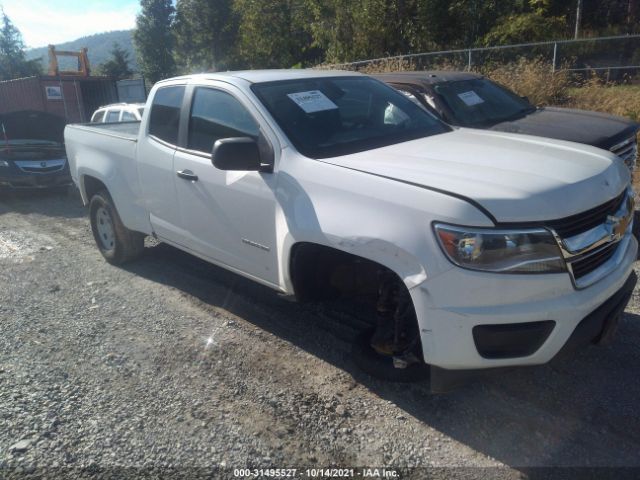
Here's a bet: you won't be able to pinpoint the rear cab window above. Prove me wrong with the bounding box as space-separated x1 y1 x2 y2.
148 86 186 146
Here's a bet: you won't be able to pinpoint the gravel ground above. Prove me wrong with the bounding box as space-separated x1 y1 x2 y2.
1 190 640 479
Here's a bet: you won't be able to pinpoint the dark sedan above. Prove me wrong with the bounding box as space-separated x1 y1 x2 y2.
373 71 639 170
0 111 72 190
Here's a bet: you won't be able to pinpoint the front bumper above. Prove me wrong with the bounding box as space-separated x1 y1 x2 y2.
411 232 637 370
0 160 72 189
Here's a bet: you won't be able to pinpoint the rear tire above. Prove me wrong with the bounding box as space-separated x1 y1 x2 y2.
89 190 144 264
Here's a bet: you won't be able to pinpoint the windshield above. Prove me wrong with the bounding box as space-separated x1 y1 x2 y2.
433 78 534 127
252 76 450 159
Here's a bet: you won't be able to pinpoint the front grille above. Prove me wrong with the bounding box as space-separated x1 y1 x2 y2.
20 165 64 173
545 190 626 238
570 242 619 280
15 159 66 174
611 137 638 170
544 187 633 288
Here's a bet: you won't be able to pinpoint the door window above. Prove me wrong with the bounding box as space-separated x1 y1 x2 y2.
188 88 259 154
122 111 137 121
106 110 120 122
92 110 105 122
149 86 186 145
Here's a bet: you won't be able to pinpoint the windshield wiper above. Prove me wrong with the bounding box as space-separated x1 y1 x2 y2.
488 106 537 125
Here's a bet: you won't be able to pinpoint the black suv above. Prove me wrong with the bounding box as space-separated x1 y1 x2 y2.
374 71 639 171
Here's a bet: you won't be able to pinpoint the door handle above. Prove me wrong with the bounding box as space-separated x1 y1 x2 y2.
176 169 198 181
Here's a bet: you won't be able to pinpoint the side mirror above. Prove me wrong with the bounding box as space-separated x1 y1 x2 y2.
211 137 261 171
521 95 530 104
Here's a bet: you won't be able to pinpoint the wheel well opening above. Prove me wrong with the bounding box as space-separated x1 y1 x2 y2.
289 242 423 367
289 242 399 302
83 175 107 201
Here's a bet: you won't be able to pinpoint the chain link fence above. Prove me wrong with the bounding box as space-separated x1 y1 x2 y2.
329 34 640 80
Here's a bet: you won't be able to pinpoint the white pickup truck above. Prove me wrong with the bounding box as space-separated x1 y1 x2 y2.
65 70 637 390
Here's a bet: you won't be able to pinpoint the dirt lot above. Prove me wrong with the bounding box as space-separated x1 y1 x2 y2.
1 190 640 479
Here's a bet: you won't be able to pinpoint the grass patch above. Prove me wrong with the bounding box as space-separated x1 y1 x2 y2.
481 58 571 106
566 83 640 122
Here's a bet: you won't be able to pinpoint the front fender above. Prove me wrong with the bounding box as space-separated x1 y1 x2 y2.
274 157 493 293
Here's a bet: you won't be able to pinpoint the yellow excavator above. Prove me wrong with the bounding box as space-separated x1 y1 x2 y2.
47 45 91 77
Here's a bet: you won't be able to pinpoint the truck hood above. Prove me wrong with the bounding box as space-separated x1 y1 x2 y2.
324 128 629 223
0 111 66 145
488 107 639 150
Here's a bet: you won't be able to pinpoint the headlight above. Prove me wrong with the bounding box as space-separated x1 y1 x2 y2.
0 160 9 167
434 223 566 273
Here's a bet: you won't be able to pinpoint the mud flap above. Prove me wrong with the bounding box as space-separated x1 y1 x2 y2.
556 271 637 358
595 311 621 346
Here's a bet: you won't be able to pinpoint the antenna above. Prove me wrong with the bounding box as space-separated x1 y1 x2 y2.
575 0 583 39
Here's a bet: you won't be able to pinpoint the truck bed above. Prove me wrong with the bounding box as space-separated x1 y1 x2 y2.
68 121 140 141
65 121 145 233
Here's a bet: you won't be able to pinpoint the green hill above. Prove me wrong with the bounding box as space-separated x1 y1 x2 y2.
26 30 138 73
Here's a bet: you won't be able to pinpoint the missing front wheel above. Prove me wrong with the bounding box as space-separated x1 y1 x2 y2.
369 270 420 361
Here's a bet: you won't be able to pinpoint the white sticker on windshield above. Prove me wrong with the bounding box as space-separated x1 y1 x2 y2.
457 90 484 106
287 90 338 113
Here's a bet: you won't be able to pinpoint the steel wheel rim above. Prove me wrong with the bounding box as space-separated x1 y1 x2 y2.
96 206 116 251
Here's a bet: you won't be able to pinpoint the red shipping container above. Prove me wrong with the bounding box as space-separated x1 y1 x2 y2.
0 75 117 124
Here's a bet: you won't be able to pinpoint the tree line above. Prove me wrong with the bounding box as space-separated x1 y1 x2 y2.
0 9 40 81
0 1 638 84
135 0 640 83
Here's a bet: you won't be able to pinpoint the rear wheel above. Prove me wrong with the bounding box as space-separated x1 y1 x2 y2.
89 190 144 264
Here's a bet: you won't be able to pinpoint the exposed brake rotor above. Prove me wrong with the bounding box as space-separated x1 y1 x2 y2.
369 270 421 368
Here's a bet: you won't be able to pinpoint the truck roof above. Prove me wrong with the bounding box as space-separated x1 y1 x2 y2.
157 69 363 85
96 102 145 109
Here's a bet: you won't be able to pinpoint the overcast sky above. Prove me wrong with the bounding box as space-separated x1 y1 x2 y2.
2 0 140 48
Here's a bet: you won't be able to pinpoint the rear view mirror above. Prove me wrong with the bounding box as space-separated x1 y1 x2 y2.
212 137 261 171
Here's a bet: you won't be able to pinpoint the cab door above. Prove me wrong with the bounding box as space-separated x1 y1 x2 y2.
172 85 280 286
136 85 187 243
